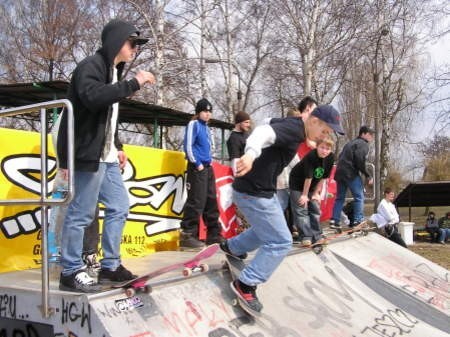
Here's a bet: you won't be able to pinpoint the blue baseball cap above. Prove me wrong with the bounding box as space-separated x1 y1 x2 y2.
311 105 345 135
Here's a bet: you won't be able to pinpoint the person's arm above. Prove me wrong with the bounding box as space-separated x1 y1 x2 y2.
235 124 276 177
184 121 199 167
353 142 371 178
298 178 312 206
311 179 325 202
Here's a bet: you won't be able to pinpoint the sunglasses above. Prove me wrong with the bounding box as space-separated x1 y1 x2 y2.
128 39 138 49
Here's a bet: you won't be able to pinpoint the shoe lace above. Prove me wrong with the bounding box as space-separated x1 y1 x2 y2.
75 271 96 285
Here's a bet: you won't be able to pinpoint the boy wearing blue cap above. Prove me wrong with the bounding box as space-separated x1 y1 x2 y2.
220 105 344 312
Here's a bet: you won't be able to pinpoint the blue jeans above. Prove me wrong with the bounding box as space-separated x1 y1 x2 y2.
228 190 292 286
61 163 129 275
440 228 450 242
332 176 365 224
290 190 322 242
276 188 290 211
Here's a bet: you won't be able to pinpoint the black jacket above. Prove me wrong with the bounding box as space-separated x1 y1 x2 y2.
334 137 371 183
57 20 141 171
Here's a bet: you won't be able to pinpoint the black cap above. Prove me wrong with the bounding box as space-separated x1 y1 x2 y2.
128 32 149 45
311 105 345 135
359 125 375 135
195 98 213 114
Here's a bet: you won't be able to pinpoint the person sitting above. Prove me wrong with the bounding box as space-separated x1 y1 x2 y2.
425 211 441 243
438 211 450 244
370 187 407 248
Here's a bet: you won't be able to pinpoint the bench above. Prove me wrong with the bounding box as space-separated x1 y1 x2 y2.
413 225 431 241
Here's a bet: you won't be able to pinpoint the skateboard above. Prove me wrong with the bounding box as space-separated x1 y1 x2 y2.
224 254 262 317
293 239 328 254
325 220 376 240
113 243 219 297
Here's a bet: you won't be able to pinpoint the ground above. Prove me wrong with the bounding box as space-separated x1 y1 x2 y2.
409 241 450 270
373 204 450 270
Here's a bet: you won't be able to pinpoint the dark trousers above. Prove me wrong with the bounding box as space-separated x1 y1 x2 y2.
384 224 407 248
426 227 440 242
181 164 220 238
83 205 100 255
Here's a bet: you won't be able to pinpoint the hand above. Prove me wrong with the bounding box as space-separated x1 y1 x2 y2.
197 164 204 171
118 150 128 169
135 70 156 87
311 193 321 203
298 195 309 206
60 168 68 181
367 177 374 186
235 153 254 177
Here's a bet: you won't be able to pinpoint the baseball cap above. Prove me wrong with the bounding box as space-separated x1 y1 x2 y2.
128 32 149 45
195 98 213 114
311 105 345 135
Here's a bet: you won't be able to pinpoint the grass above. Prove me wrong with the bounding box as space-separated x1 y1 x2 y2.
365 203 450 270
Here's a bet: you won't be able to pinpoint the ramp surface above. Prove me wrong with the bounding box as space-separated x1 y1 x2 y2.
0 235 449 336
329 233 450 316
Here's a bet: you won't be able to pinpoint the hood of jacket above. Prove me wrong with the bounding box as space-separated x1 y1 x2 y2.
98 19 142 68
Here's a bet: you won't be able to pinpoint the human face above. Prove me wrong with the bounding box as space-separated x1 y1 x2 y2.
385 191 395 202
198 110 212 122
114 39 138 64
316 142 332 158
305 117 333 142
361 132 374 143
300 103 317 121
238 120 251 132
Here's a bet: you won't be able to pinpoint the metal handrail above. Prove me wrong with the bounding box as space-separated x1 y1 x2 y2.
0 99 74 318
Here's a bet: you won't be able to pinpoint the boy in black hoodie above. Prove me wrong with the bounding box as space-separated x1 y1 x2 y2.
57 19 155 292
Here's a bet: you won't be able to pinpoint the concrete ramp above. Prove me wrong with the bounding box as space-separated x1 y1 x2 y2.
329 232 450 317
1 236 449 336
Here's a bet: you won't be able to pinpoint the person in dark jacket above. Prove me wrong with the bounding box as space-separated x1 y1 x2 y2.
227 111 251 175
220 105 345 312
57 19 155 292
330 126 374 230
180 98 223 248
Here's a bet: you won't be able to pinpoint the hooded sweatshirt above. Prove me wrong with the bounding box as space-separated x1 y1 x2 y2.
57 19 142 171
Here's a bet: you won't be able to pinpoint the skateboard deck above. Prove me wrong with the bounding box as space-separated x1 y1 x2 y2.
113 243 219 297
224 254 261 317
324 220 376 241
293 221 376 253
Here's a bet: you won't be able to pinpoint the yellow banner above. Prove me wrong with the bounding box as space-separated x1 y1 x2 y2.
0 128 186 273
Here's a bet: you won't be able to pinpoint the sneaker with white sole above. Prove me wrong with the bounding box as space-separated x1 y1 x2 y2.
82 253 101 277
59 269 102 293
230 280 263 313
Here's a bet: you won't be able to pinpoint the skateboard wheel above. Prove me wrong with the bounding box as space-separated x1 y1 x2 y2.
231 298 238 306
144 285 152 294
199 263 209 272
182 268 192 277
125 288 135 297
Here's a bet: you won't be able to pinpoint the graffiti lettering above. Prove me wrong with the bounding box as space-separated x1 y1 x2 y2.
61 299 91 334
0 294 16 318
361 309 418 336
0 317 54 337
0 154 185 240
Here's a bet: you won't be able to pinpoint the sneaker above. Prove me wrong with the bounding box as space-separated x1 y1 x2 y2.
329 220 341 230
314 238 328 245
439 241 446 245
230 280 263 312
205 234 224 245
59 269 102 293
82 253 101 277
220 240 248 260
98 264 137 284
301 239 312 247
180 232 205 249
